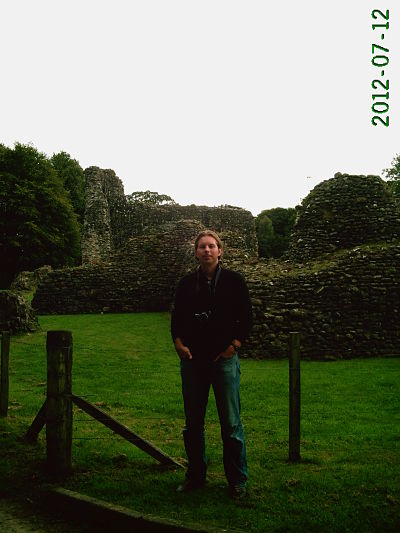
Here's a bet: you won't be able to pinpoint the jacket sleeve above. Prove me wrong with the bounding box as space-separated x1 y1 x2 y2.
171 277 187 342
233 273 253 343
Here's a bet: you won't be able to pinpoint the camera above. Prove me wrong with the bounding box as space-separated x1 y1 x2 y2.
194 310 211 323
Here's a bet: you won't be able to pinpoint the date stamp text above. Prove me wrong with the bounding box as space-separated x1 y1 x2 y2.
371 9 390 127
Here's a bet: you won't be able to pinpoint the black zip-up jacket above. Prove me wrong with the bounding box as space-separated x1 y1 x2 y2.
171 266 253 361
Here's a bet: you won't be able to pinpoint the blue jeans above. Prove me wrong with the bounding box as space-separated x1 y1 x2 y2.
180 354 248 486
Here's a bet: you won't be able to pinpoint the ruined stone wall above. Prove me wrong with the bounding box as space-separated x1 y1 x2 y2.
32 220 256 315
0 291 39 333
124 203 258 258
34 172 400 359
82 167 127 264
288 173 400 261
10 265 52 293
230 242 400 359
33 240 400 358
82 167 258 265
33 220 204 314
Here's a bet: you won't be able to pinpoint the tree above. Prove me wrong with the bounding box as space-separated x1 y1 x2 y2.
383 153 400 200
255 207 296 258
50 151 86 224
255 212 274 258
0 143 81 287
126 190 176 205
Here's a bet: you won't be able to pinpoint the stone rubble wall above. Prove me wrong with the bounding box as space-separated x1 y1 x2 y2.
288 173 400 261
10 265 52 293
0 292 39 334
82 167 258 265
33 240 400 359
227 242 400 359
124 203 259 258
33 220 204 314
33 172 400 359
32 220 255 315
82 167 127 264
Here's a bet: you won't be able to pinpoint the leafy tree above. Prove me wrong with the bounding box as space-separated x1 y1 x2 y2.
50 151 85 223
126 190 176 205
255 212 274 258
256 207 296 258
383 153 400 200
0 143 81 287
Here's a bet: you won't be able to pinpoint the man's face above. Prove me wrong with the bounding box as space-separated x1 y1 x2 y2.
195 236 221 269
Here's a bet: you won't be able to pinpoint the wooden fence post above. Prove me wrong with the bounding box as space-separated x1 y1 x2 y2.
289 331 301 462
1 332 10 417
46 330 73 476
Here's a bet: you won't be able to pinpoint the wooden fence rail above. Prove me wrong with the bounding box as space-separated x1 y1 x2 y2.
26 330 183 476
289 331 301 462
24 330 302 474
71 394 183 467
46 330 73 475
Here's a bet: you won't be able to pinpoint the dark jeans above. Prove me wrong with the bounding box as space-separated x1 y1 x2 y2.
180 354 248 486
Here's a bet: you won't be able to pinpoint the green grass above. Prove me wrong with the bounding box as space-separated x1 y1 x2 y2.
1 312 400 532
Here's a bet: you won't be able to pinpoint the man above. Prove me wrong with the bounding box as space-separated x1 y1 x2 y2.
171 230 252 499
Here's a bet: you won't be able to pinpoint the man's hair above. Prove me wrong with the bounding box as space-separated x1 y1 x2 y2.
194 230 223 255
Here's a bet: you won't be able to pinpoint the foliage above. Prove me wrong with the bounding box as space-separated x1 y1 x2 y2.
2 312 399 532
256 207 296 258
0 143 81 287
218 204 243 209
126 190 176 205
383 153 400 200
50 151 85 224
255 211 273 257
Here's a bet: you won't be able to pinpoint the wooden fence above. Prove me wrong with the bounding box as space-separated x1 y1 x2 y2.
1 329 301 477
24 330 183 476
289 331 301 461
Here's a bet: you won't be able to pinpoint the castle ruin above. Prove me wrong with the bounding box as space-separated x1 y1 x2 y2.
33 169 400 359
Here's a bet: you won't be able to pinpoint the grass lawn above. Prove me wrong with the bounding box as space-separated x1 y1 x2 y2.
1 312 399 532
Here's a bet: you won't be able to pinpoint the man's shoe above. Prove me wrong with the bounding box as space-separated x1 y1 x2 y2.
176 479 205 493
229 483 248 500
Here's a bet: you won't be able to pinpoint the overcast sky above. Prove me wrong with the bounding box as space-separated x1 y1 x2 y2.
2 0 399 215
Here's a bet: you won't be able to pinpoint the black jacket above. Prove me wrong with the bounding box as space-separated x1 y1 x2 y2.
171 266 252 361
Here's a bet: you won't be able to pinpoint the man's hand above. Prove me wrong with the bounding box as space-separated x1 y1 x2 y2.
174 337 193 360
214 340 241 362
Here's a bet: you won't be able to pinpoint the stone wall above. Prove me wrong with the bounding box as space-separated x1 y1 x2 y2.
32 220 258 315
288 173 400 261
230 242 400 359
33 239 400 359
82 167 127 264
10 266 52 293
33 172 400 359
124 203 258 258
34 220 202 314
82 167 258 265
0 292 39 334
